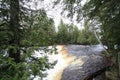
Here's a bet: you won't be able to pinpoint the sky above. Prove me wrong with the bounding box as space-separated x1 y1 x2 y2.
42 0 84 29
25 0 87 30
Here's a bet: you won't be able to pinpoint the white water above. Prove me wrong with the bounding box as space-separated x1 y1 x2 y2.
33 44 105 80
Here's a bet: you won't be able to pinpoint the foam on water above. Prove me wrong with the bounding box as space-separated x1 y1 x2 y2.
33 44 105 80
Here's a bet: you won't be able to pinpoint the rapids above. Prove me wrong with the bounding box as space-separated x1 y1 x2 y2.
34 44 106 80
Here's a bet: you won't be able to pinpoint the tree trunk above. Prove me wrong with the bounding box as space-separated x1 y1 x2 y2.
9 0 21 63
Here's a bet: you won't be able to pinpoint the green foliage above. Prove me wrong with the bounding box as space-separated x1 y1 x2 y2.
21 9 56 46
82 0 120 51
55 20 98 45
0 0 56 80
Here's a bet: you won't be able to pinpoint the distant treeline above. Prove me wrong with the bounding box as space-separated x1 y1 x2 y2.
48 20 98 45
16 10 98 46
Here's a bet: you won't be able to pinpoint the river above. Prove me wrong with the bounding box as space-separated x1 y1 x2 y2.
33 44 106 80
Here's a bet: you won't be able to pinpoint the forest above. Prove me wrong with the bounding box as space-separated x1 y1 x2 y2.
0 0 120 80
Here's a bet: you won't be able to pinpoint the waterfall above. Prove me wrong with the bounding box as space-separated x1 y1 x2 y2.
33 44 106 80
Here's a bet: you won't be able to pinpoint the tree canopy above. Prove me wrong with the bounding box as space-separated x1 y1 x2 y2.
0 0 56 79
55 20 98 45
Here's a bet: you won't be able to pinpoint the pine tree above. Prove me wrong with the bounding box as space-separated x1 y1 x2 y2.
0 0 56 79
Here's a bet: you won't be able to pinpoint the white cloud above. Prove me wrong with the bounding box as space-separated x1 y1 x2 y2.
25 0 87 30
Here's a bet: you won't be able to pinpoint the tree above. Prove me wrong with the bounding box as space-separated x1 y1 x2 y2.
0 0 56 79
21 9 56 46
56 20 69 44
55 20 97 45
